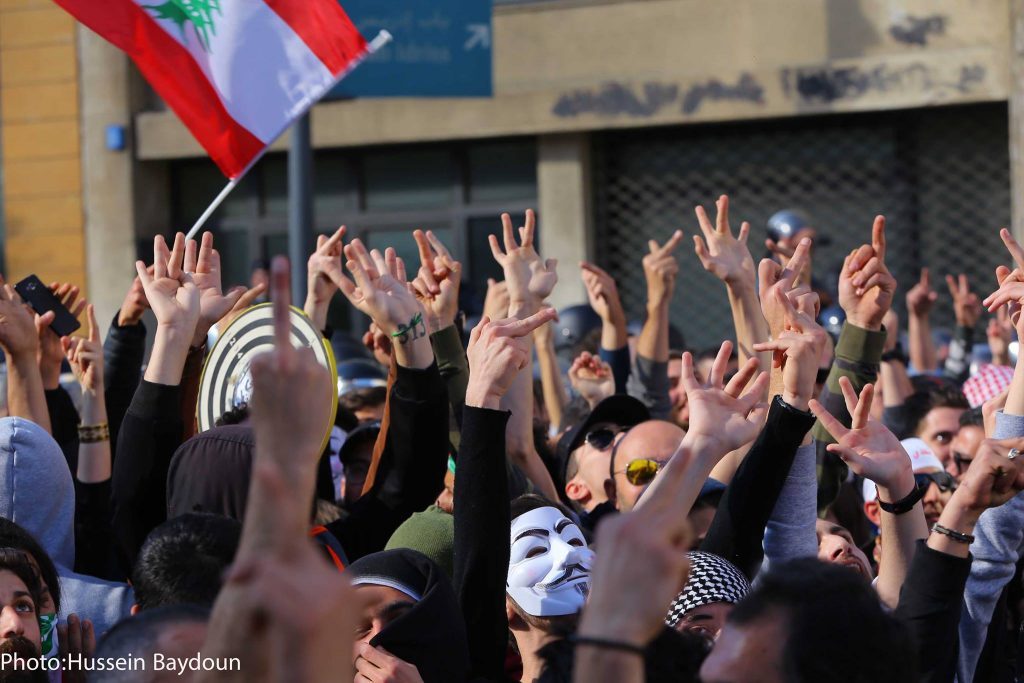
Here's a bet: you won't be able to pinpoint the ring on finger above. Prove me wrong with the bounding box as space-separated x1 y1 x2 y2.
1009 448 1021 461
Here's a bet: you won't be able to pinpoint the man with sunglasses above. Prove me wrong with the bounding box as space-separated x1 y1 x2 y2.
947 406 985 482
557 395 649 531
862 438 956 560
605 420 687 513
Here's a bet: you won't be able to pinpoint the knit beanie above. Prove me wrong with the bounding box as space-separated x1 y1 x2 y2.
385 505 455 579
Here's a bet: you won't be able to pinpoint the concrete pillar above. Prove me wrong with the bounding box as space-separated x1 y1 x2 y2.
78 27 137 328
1012 0 1024 243
537 133 592 312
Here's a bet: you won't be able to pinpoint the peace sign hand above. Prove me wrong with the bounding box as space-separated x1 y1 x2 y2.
693 195 756 287
810 377 913 499
489 209 558 310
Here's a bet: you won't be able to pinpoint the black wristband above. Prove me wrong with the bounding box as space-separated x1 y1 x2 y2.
877 483 926 515
880 348 906 364
568 634 646 656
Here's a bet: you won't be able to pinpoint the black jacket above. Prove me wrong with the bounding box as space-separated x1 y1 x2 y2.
894 540 973 683
103 314 147 459
700 396 816 579
454 405 511 682
326 362 449 562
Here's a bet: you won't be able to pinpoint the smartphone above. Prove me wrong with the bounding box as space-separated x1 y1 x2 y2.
14 275 81 337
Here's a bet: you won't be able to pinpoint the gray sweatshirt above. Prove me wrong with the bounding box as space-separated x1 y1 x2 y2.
0 417 133 636
956 410 1024 682
761 440 819 574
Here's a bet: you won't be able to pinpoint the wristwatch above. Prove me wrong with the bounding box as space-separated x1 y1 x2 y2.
877 483 926 515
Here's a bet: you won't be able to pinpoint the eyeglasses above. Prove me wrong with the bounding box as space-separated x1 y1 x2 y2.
584 428 621 451
915 471 957 493
614 458 667 486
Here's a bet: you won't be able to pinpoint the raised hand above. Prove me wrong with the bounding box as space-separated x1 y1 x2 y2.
215 282 267 336
411 229 462 333
57 613 95 683
758 237 811 337
37 282 87 388
946 273 981 328
137 233 201 336
906 268 937 318
810 377 913 499
753 288 829 410
643 230 684 308
337 240 433 369
249 257 334 472
951 438 1024 510
464 308 558 410
489 210 558 310
577 473 694 656
568 351 614 408
211 462 358 683
186 232 245 347
693 195 756 287
362 321 393 366
987 305 1014 366
304 226 346 330
62 305 103 397
983 230 1024 337
681 340 769 457
580 261 625 324
482 279 510 321
355 644 425 683
0 284 50 357
338 239 423 335
117 272 150 327
840 216 896 331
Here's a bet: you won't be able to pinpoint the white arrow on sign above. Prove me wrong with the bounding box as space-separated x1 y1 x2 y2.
464 23 490 50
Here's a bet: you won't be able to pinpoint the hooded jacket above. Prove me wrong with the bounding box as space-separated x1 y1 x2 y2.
0 418 133 635
347 549 471 683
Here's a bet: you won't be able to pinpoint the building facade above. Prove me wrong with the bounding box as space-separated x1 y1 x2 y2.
1 0 1020 346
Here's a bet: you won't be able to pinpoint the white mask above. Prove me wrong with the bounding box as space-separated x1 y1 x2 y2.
507 506 594 617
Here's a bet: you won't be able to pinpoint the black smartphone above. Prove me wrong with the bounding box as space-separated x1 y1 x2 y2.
14 275 81 337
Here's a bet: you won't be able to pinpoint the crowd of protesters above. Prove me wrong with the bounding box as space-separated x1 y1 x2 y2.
0 195 1022 682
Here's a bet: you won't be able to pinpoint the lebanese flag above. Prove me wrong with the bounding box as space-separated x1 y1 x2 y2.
52 0 369 178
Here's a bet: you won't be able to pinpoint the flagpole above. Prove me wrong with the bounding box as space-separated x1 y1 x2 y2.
186 177 239 240
184 30 393 242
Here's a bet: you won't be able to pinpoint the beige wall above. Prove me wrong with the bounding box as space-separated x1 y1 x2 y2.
1 0 87 292
136 0 1012 158
78 28 140 328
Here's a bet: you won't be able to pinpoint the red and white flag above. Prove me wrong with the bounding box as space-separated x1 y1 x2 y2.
52 0 370 178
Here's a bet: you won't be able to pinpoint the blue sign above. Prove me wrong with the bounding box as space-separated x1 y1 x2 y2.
331 0 492 98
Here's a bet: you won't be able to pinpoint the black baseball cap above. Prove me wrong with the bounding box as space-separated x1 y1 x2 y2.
555 395 650 492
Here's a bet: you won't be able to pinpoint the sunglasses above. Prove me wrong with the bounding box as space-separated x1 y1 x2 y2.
584 428 621 451
614 458 667 486
915 471 957 493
